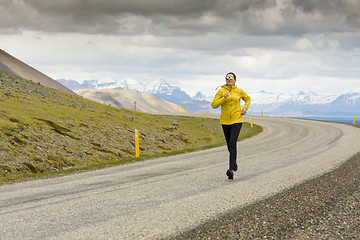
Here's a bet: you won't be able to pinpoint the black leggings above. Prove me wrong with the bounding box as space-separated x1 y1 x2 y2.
222 123 243 170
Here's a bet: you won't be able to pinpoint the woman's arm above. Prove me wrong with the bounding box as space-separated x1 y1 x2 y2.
241 91 251 111
211 91 226 109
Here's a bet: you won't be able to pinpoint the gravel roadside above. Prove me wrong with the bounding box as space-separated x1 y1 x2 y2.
170 127 360 240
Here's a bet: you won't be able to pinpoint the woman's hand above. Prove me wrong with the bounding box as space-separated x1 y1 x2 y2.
241 109 247 115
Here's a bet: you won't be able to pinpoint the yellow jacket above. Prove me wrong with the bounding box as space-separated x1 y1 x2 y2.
211 85 251 125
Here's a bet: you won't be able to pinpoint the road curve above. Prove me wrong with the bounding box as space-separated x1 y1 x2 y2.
1 116 360 240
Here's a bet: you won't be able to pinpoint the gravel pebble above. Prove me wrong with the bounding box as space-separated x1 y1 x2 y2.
170 144 360 239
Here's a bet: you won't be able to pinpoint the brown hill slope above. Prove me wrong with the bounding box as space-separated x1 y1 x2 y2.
76 89 190 114
0 49 75 95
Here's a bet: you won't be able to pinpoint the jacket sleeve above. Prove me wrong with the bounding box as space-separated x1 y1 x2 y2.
241 90 251 111
211 91 226 109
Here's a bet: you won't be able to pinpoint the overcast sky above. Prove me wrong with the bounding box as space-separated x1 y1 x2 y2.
1 0 359 96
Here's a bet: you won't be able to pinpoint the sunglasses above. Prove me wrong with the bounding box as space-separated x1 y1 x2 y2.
226 76 235 80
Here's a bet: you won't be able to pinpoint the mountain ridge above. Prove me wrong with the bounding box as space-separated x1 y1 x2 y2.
0 49 76 95
58 78 360 116
58 78 212 112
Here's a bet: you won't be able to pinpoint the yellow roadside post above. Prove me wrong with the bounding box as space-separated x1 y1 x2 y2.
354 115 356 125
204 113 206 120
250 118 253 128
135 129 140 157
261 110 263 117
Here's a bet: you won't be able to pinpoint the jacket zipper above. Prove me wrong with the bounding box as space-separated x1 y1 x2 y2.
229 88 232 123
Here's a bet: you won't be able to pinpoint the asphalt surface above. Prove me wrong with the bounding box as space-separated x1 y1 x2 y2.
1 116 360 239
171 147 360 239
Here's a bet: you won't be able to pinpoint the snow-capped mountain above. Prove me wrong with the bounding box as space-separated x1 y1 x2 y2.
57 78 146 92
249 90 337 105
332 91 360 105
57 78 211 112
57 78 360 116
145 79 174 94
248 90 360 116
193 91 213 102
144 79 212 112
249 90 291 105
145 79 192 102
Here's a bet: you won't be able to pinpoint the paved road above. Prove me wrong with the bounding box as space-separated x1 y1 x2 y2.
1 116 360 240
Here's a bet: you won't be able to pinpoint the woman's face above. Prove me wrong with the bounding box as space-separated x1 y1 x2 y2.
225 74 236 86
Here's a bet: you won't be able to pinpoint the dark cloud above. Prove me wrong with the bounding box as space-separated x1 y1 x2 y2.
291 0 360 29
0 0 359 36
29 0 213 16
1 0 220 34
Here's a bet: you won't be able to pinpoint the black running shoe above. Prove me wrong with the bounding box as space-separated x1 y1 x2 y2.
226 169 234 180
233 163 238 172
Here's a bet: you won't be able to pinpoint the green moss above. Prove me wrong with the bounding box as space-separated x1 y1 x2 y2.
72 159 82 166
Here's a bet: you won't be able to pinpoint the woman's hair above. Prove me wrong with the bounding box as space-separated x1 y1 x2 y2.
226 72 236 80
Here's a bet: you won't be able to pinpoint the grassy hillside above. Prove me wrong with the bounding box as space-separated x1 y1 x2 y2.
0 71 262 184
